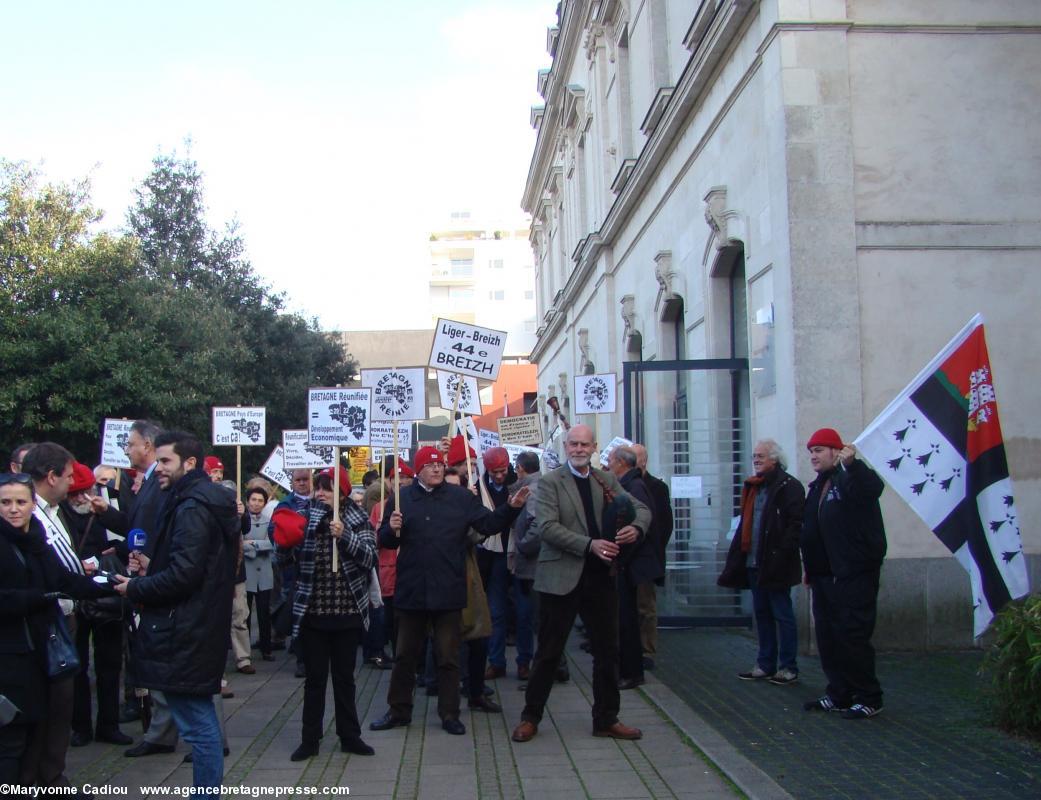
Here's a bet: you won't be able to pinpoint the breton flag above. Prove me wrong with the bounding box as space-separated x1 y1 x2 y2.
854 314 1028 637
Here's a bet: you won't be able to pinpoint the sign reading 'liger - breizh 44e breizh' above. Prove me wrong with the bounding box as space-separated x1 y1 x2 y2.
307 387 372 446
429 318 507 381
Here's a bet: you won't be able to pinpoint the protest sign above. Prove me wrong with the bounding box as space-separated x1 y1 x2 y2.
496 414 543 446
436 371 482 415
429 318 507 380
347 447 370 488
259 446 292 491
100 419 133 469
360 367 428 422
670 476 703 499
282 429 336 469
212 407 266 446
478 429 500 456
574 373 617 415
371 448 411 462
454 417 479 446
308 387 372 446
370 421 414 449
503 444 545 468
599 435 633 467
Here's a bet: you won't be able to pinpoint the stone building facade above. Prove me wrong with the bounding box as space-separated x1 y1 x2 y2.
523 0 1041 647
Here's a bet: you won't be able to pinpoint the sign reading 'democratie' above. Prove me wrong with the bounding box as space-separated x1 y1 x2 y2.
574 373 617 415
308 387 372 446
101 419 134 469
260 446 292 491
496 414 544 446
282 429 336 469
370 421 414 449
360 367 428 421
212 406 266 446
436 371 483 415
429 319 507 381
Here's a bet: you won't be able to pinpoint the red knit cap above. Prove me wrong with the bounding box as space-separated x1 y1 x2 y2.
414 447 445 472
390 461 415 479
318 467 352 497
446 435 476 467
203 456 225 474
68 462 95 494
806 428 844 450
483 447 509 471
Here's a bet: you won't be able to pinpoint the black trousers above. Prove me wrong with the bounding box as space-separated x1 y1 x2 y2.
382 596 396 655
246 589 272 655
72 615 124 736
0 723 29 785
522 567 619 730
388 609 461 722
298 624 362 746
464 637 488 700
617 570 644 682
811 572 883 707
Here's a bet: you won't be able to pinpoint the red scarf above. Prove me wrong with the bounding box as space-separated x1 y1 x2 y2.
739 475 767 553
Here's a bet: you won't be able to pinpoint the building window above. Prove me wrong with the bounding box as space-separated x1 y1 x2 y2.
489 290 505 301
489 259 504 269
450 259 473 277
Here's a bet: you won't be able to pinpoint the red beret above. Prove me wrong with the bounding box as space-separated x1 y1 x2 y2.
68 462 95 494
203 456 225 474
807 428 844 450
390 461 415 479
483 446 509 471
446 435 476 467
414 447 445 472
318 467 352 497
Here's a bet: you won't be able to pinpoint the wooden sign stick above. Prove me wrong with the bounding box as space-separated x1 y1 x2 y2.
332 446 340 573
378 450 385 511
393 422 400 510
236 445 242 503
461 412 474 486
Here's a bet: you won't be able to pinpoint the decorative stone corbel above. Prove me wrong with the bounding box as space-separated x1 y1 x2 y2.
653 251 685 315
702 185 750 266
620 294 641 352
578 328 595 375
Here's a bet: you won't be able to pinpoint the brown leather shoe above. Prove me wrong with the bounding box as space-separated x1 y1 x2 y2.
517 664 530 680
237 664 256 675
484 665 505 680
593 722 642 740
511 721 538 743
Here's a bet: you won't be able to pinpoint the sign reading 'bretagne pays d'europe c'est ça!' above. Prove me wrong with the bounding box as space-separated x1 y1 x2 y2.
212 407 267 446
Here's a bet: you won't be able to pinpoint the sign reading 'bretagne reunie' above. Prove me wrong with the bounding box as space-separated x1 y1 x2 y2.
496 414 544 446
212 407 267 446
100 419 134 469
308 388 372 446
437 371 482 415
360 367 428 422
282 429 336 469
574 373 617 415
428 319 508 381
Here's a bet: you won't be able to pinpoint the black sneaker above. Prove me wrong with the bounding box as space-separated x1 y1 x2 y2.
803 695 849 713
738 667 773 681
841 703 882 719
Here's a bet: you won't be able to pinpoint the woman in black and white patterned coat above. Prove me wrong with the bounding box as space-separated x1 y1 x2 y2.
277 467 376 762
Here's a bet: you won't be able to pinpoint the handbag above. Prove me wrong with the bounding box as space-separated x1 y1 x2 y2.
45 606 81 679
76 521 130 625
461 547 491 641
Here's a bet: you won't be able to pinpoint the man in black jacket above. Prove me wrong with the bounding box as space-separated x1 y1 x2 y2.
370 447 528 736
717 439 805 685
607 446 663 689
799 428 887 719
113 431 239 787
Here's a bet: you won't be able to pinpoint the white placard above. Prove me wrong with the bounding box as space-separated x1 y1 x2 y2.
370 421 414 449
308 387 372 446
282 429 336 469
496 414 544 446
360 367 428 422
371 448 411 463
259 446 292 491
100 419 134 469
428 318 507 380
670 475 703 499
454 417 479 446
478 429 500 455
574 373 617 415
212 407 267 446
598 435 633 467
436 371 483 415
502 444 544 468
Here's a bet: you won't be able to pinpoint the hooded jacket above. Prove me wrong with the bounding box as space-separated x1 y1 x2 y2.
127 468 240 695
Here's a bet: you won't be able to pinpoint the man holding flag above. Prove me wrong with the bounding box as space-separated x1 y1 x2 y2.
800 429 886 719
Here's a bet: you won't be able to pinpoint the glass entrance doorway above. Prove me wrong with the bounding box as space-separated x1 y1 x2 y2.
624 359 751 627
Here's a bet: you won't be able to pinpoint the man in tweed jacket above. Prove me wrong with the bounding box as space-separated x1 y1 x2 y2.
511 424 651 743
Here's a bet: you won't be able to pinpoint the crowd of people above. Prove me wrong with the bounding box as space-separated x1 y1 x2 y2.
0 417 887 792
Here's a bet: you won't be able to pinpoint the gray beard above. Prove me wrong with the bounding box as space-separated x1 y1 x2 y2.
69 501 92 515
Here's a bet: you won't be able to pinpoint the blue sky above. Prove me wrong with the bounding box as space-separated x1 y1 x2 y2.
1 0 554 329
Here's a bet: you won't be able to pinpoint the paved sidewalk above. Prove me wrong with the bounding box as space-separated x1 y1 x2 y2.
67 642 744 799
652 628 1041 800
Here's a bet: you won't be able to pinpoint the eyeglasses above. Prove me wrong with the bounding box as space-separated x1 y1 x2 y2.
0 473 32 486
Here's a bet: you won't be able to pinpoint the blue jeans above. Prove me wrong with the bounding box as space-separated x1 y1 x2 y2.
747 569 798 674
165 692 223 789
487 555 533 669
